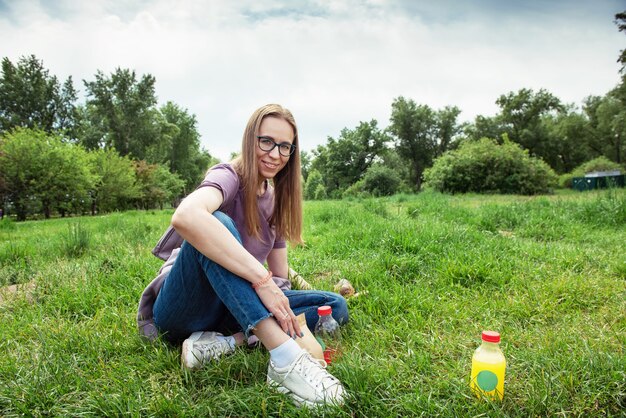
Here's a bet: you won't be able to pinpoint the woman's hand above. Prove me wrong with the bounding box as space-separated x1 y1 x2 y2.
254 281 302 339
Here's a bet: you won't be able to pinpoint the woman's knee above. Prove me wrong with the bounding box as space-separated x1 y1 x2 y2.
329 293 349 325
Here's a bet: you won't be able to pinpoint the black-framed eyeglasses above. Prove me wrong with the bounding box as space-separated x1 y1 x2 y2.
257 136 296 157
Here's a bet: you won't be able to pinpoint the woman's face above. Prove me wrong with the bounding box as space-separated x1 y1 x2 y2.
255 116 295 182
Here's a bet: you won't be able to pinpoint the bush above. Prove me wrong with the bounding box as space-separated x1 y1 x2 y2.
314 184 327 200
362 165 402 196
558 173 576 189
342 179 368 199
572 156 623 177
304 170 325 200
424 137 558 195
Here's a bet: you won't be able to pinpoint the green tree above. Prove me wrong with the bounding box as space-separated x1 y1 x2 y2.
133 160 185 210
389 98 464 190
153 164 186 209
0 55 78 136
37 138 95 218
542 106 595 173
75 103 107 150
585 86 626 165
496 88 563 165
463 115 506 142
435 105 463 153
311 120 389 196
389 97 437 190
158 102 217 193
596 96 626 164
0 128 95 220
144 110 175 164
304 169 324 200
83 68 160 159
89 148 140 214
314 184 327 200
378 147 411 190
584 95 607 156
0 128 48 219
300 150 312 181
615 11 626 73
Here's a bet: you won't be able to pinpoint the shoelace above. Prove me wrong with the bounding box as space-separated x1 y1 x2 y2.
195 340 228 362
295 353 339 390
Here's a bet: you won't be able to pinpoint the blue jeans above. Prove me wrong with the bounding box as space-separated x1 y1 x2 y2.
153 211 349 343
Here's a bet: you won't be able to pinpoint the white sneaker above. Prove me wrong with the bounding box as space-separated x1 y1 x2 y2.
267 349 345 407
181 331 234 369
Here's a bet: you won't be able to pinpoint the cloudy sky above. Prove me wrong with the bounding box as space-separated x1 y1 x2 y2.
1 0 624 161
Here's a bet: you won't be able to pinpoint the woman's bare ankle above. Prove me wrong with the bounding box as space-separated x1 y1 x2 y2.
252 318 290 350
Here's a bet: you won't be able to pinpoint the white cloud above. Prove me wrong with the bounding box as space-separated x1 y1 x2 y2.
1 0 623 161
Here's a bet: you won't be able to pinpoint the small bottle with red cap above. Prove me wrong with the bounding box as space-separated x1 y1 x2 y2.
314 305 341 365
470 330 506 400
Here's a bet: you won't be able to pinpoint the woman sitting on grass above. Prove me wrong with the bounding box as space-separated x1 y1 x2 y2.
137 104 348 407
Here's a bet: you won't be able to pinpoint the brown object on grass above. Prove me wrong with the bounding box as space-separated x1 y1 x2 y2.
333 278 368 299
333 279 355 297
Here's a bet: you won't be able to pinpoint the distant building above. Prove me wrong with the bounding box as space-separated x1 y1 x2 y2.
573 170 624 191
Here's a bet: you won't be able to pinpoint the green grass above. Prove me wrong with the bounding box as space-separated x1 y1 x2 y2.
0 190 624 417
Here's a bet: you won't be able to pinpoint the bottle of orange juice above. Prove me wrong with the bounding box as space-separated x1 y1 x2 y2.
470 330 506 400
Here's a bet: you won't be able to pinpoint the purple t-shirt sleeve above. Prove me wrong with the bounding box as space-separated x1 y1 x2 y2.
198 163 239 207
197 163 286 261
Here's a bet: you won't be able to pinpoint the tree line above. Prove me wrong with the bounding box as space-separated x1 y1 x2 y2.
303 83 625 199
0 55 217 220
1 12 625 218
303 12 626 198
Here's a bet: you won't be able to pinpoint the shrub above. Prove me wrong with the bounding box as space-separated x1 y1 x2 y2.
559 173 576 189
423 137 558 195
362 165 402 196
571 156 623 177
342 179 368 199
314 184 327 200
304 170 324 200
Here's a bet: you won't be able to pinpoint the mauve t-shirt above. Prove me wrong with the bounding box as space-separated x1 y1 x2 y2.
137 164 289 341
200 163 286 263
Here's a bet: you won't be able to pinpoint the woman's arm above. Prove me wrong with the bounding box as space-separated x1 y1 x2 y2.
171 186 267 283
266 247 288 280
171 186 301 337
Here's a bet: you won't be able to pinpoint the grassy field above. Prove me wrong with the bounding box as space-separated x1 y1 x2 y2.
0 189 624 417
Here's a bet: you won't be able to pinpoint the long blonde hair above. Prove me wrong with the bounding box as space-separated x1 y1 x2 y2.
231 104 303 245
